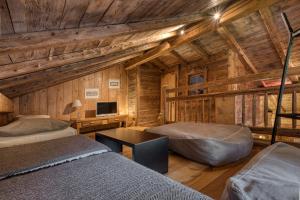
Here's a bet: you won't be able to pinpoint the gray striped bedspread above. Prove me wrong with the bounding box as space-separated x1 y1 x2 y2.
0 135 211 200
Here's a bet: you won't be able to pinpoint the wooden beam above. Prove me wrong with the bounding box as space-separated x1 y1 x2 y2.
250 127 300 138
171 50 188 65
0 14 208 54
167 83 300 101
0 31 171 79
167 66 300 93
259 7 298 82
151 59 169 70
217 26 258 74
2 53 141 98
126 42 171 70
187 41 209 60
125 0 280 69
0 43 156 91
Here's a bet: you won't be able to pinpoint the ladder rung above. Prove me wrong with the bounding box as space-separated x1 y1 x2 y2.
277 113 300 119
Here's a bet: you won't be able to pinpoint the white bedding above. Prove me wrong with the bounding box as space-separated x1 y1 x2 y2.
0 127 77 148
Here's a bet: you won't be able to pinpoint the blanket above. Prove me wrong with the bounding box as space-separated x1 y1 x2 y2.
0 135 110 180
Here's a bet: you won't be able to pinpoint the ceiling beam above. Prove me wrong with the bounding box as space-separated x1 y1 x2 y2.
259 7 298 82
0 13 208 54
171 50 188 65
217 26 268 87
187 41 209 61
1 53 141 98
217 26 258 74
151 59 169 70
126 42 171 70
125 0 280 70
0 31 175 79
0 43 156 92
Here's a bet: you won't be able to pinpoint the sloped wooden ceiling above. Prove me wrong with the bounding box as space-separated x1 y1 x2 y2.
0 0 299 98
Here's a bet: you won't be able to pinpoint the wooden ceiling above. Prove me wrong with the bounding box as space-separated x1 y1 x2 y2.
0 0 300 98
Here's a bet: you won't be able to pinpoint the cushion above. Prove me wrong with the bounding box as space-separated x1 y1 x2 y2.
146 122 253 166
222 142 300 200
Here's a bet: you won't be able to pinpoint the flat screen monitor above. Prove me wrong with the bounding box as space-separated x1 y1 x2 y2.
96 102 117 116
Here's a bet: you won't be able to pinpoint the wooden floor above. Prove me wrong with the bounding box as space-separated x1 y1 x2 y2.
122 143 265 200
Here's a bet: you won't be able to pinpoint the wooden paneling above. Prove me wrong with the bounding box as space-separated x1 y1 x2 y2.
138 64 161 127
0 92 14 126
0 93 13 113
127 68 138 126
14 65 128 120
127 64 161 127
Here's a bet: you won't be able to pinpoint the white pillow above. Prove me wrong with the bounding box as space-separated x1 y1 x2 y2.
16 115 51 119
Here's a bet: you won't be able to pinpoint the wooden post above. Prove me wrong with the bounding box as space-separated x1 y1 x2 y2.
242 95 245 125
184 101 187 122
252 94 256 127
208 97 212 123
292 90 297 129
202 99 205 122
163 87 168 124
264 93 269 127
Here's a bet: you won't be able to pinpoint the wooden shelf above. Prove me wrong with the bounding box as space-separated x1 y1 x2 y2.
71 115 128 135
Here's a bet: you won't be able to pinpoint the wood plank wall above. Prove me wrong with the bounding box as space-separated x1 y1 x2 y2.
0 92 14 126
127 68 138 126
13 64 128 120
164 51 256 124
127 65 161 127
138 65 161 127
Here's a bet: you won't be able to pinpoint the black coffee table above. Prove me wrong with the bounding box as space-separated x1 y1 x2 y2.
96 128 168 173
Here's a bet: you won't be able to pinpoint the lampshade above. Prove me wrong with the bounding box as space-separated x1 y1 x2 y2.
72 99 82 108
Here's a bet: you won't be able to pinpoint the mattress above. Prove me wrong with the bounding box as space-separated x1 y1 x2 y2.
146 122 253 166
222 142 300 200
0 127 77 148
0 136 211 200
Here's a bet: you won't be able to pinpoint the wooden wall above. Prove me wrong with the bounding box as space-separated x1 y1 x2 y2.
162 51 259 125
127 69 138 125
127 65 161 127
138 64 161 127
14 64 128 120
0 92 14 126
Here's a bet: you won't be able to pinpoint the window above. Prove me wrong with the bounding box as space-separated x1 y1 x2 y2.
188 74 205 96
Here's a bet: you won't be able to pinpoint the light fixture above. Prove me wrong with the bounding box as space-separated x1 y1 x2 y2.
180 29 185 35
213 12 221 20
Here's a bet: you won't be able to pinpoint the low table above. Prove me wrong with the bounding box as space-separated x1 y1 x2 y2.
96 128 168 174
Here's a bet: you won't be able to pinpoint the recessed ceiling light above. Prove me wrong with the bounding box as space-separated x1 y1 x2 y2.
180 29 185 35
214 12 221 20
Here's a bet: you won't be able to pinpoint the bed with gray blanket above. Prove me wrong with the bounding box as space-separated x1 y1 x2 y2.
146 122 253 166
0 135 211 200
222 142 300 200
0 117 76 148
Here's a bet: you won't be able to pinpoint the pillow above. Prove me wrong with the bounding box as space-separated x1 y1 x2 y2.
16 115 51 119
0 118 71 137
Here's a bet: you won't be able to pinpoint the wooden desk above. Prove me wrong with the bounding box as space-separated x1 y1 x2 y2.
71 115 128 136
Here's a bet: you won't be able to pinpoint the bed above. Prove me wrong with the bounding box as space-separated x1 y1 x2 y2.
222 142 300 200
0 116 77 148
0 135 211 200
146 122 253 166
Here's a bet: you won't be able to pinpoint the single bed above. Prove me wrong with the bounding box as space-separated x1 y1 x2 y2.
0 135 211 200
222 142 300 200
146 122 253 166
0 117 77 148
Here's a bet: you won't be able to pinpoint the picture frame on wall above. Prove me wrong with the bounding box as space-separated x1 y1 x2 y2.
85 88 99 99
109 79 120 89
